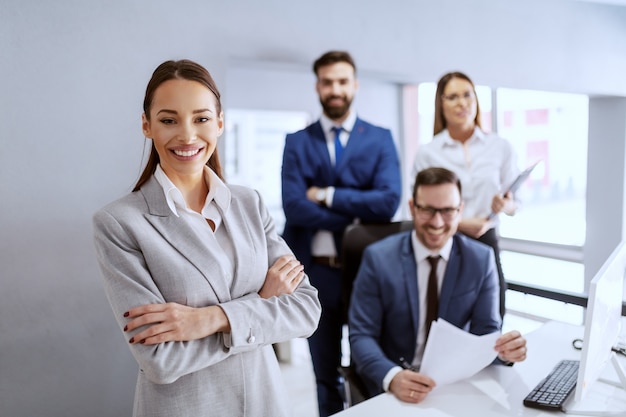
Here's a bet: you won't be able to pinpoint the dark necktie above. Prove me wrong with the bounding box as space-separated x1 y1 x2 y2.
425 255 440 337
332 126 343 167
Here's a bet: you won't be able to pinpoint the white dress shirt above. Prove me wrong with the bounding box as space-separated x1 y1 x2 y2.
311 110 357 257
411 127 519 224
154 164 235 275
382 232 453 391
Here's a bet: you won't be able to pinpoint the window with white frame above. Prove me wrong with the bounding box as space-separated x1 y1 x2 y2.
406 83 590 323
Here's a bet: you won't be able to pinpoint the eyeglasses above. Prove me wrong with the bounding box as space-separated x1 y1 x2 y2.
414 204 460 221
441 91 475 104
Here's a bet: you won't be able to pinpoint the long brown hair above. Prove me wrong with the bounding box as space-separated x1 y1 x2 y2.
133 59 224 192
433 71 482 136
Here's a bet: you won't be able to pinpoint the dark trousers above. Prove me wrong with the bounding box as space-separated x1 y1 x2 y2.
307 262 344 417
474 228 506 319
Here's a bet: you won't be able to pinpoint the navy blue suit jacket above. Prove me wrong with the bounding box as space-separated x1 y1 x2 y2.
348 231 502 396
281 118 401 267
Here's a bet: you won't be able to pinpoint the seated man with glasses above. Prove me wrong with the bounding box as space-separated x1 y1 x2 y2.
348 167 527 403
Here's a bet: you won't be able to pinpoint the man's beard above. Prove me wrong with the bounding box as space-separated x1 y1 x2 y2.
320 95 352 120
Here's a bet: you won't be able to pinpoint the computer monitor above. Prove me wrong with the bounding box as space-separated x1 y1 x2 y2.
574 241 626 403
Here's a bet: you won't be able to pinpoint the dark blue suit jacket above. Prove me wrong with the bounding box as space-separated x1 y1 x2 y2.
348 231 502 396
281 118 401 267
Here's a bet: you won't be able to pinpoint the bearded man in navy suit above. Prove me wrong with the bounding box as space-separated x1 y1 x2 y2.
281 50 402 416
349 167 528 403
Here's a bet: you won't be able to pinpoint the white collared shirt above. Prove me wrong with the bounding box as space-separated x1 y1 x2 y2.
411 127 519 223
154 165 235 271
382 233 453 391
311 110 358 257
410 232 453 368
154 164 231 220
319 111 356 165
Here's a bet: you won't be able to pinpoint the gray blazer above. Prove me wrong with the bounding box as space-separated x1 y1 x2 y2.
93 176 321 417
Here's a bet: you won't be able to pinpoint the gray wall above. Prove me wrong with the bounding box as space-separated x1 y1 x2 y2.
1 0 625 416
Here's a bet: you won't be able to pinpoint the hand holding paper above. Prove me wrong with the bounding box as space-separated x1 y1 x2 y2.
420 319 500 386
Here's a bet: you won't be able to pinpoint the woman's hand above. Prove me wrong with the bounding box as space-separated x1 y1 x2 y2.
389 369 436 403
259 254 305 299
491 191 516 216
124 303 229 345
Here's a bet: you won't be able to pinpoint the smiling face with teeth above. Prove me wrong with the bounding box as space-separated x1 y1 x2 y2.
315 61 358 123
409 182 463 251
142 78 224 186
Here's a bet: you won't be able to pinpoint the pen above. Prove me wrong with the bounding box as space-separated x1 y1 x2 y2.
399 357 433 389
399 357 418 372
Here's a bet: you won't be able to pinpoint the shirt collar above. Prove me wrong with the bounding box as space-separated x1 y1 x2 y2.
154 165 231 217
319 109 357 135
203 167 231 217
441 126 486 146
411 230 453 264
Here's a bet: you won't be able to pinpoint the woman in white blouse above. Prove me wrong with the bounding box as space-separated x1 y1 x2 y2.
412 71 520 318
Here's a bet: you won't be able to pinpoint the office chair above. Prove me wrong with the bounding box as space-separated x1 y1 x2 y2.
339 220 414 408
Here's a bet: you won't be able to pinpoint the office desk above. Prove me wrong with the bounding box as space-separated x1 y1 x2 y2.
334 321 626 416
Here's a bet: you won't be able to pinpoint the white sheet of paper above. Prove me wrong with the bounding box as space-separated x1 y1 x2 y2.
420 319 500 386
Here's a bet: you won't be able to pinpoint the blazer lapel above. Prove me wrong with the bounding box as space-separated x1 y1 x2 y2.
399 233 421 337
335 118 366 174
140 177 231 303
309 122 334 181
214 196 258 296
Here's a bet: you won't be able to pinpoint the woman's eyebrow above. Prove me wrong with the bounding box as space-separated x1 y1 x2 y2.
155 108 213 115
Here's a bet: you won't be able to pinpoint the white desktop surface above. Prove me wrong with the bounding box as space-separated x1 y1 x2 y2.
334 320 626 416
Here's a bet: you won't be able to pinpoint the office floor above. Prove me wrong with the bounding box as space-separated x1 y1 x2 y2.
279 313 544 417
279 337 318 417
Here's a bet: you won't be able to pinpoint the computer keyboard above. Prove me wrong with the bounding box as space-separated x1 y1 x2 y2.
523 359 580 411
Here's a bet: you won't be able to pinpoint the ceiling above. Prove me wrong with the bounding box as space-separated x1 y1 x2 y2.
573 0 626 5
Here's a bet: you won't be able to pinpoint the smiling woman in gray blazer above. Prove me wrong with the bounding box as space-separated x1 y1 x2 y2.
93 59 321 417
